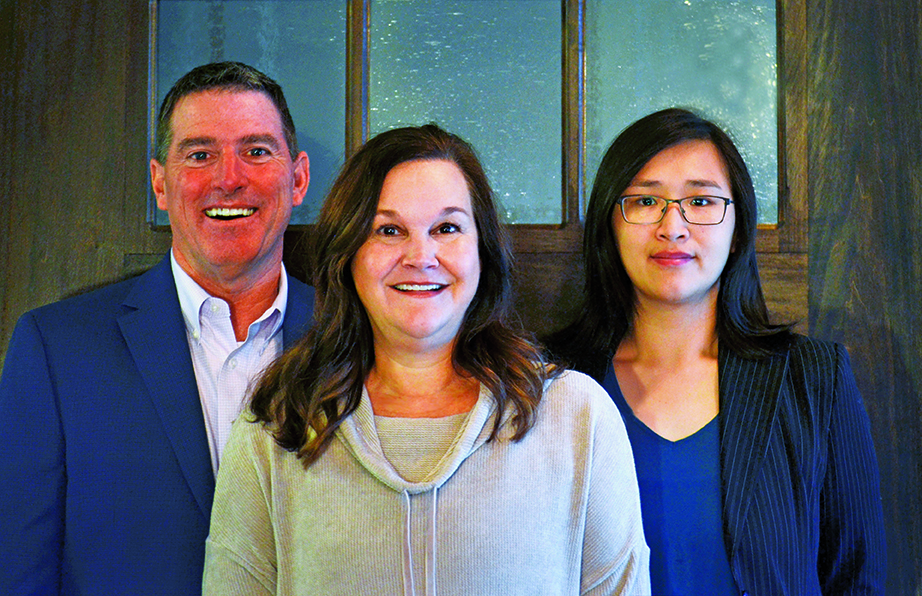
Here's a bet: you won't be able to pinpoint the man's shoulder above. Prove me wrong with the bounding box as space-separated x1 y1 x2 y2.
33 276 137 315
285 273 314 304
24 257 173 329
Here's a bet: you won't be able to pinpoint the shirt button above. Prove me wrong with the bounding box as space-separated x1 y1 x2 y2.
229 358 237 369
211 303 219 313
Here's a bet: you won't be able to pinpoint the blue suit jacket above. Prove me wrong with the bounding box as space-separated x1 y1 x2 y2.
0 255 314 595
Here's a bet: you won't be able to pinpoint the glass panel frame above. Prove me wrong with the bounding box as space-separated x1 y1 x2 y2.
367 0 563 224
147 0 805 257
584 0 779 226
147 0 348 227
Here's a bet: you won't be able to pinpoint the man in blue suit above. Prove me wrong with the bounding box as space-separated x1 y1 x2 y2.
0 62 314 595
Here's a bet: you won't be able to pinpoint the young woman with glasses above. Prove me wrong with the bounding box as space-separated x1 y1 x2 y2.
547 108 885 595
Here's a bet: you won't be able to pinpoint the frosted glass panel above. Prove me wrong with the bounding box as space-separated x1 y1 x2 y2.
152 0 346 225
369 0 561 224
587 0 777 224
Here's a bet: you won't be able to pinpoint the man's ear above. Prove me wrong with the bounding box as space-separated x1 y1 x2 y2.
151 159 168 210
291 151 310 207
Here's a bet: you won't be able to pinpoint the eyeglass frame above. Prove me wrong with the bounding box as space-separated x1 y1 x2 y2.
616 194 735 225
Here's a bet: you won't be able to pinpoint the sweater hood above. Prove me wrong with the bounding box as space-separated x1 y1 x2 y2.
334 384 507 596
335 384 502 494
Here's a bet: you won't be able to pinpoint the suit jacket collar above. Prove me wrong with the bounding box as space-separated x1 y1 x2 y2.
117 256 215 518
115 257 314 519
282 274 314 349
718 345 790 562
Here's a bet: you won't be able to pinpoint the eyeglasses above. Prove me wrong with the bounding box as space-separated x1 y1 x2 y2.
617 195 734 225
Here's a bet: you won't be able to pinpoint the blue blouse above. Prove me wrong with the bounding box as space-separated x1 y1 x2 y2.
602 364 739 596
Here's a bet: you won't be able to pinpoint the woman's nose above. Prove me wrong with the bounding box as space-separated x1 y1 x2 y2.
656 202 690 240
402 234 439 268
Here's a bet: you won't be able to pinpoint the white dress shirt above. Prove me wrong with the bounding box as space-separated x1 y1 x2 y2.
171 251 287 473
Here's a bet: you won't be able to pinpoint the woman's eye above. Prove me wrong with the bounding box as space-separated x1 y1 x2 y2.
436 223 460 234
633 197 658 207
377 225 400 236
688 196 713 207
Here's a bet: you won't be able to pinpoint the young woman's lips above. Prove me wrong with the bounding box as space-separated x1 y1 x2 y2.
651 251 694 266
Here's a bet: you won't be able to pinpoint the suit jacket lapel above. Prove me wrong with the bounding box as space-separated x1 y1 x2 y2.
718 346 789 562
117 256 215 518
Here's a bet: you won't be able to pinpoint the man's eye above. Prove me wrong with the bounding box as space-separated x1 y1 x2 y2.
190 151 209 161
248 147 269 157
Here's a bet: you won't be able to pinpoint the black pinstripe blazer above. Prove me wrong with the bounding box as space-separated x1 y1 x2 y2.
567 335 886 595
717 335 885 595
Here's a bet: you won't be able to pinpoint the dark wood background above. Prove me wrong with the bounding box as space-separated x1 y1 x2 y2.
1 0 919 593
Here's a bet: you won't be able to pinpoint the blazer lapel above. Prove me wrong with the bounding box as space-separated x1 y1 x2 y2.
718 346 789 561
117 256 215 518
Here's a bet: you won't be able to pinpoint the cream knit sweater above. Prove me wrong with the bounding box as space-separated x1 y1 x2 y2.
203 370 650 595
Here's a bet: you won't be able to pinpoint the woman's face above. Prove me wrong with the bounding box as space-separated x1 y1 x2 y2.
612 139 736 310
352 159 481 354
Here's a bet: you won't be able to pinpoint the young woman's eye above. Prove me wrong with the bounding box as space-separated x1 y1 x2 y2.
687 196 713 207
624 196 658 208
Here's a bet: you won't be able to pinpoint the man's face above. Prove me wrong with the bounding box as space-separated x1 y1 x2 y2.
151 89 309 288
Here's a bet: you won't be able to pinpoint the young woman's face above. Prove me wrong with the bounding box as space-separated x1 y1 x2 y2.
612 139 736 310
352 159 481 354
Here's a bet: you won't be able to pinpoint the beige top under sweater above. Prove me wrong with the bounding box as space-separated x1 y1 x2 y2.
375 413 468 483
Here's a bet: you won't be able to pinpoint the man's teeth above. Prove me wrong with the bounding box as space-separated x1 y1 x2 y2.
205 207 255 218
394 283 442 291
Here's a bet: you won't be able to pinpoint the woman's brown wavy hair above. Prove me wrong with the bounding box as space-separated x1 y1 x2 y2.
249 124 557 466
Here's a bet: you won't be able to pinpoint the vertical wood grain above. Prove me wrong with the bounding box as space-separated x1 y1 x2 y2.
0 0 15 344
808 1 922 593
0 0 171 365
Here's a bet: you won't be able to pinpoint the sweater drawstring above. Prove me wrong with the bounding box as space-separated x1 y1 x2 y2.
426 486 438 596
402 490 416 596
401 488 439 596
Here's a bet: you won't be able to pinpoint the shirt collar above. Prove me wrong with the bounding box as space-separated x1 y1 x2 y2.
170 250 288 341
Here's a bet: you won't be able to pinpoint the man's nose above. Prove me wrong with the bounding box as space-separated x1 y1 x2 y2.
214 151 246 193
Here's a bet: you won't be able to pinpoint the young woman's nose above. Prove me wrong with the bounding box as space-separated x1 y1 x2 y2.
655 202 690 241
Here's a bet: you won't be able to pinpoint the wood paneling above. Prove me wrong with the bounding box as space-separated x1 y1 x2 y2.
0 0 15 341
808 2 922 593
0 0 170 360
1 1 919 593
